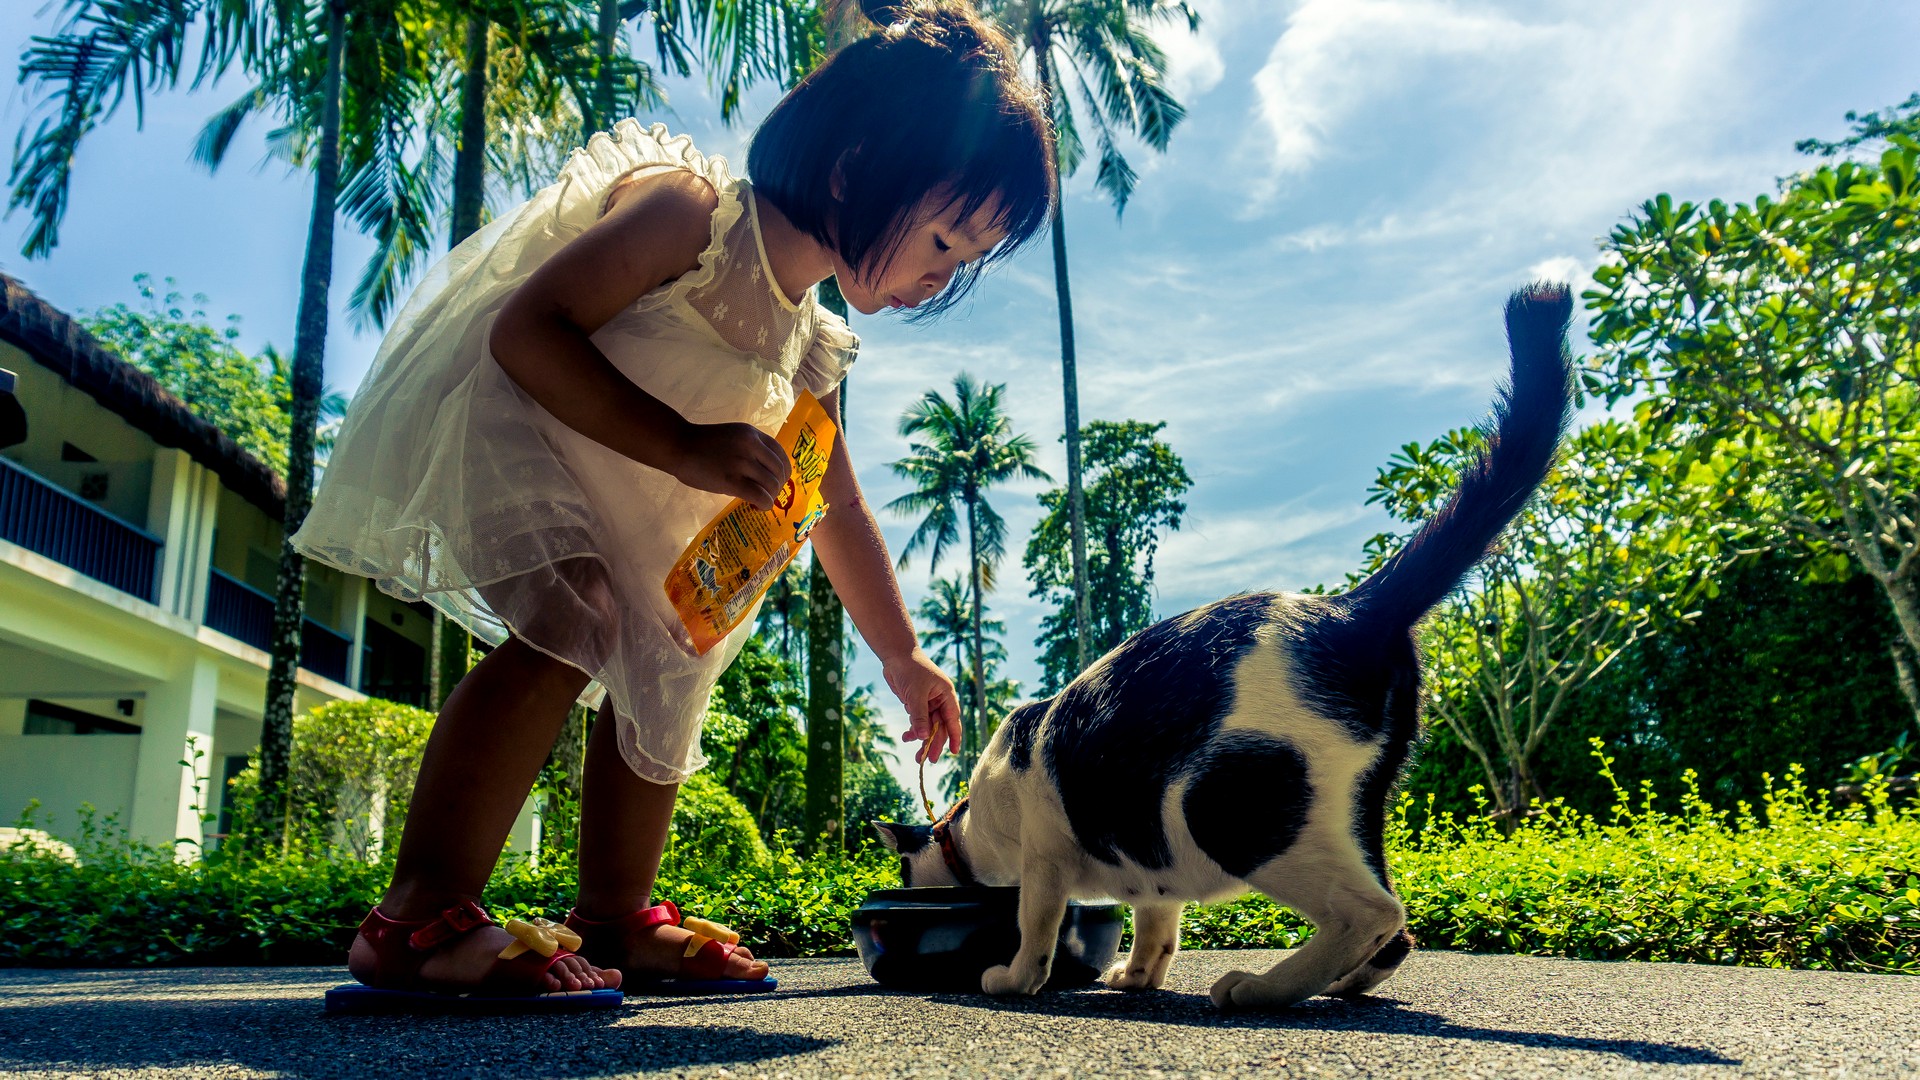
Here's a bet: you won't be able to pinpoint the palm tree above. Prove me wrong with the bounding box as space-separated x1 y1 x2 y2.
13 0 425 841
984 0 1197 674
915 574 1006 743
886 375 1048 773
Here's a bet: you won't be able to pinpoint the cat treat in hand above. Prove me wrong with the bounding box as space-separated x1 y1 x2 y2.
666 391 836 655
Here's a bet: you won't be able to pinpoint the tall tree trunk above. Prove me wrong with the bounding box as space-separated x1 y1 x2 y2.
804 280 850 847
965 496 985 777
450 14 489 246
429 8 493 709
592 0 620 132
1032 38 1093 675
1102 521 1125 651
258 5 348 848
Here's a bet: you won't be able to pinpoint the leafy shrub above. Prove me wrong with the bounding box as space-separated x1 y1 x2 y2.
226 700 435 857
1185 745 1920 974
662 773 772 875
4 750 1913 974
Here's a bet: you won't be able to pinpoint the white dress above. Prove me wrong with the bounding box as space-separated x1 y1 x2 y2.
293 121 857 785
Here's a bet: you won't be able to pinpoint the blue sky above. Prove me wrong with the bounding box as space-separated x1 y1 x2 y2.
4 0 1917 797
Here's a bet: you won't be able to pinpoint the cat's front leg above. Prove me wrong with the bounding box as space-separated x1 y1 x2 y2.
981 857 1069 996
1104 901 1182 991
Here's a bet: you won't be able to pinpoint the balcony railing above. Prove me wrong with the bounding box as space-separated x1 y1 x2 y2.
0 455 159 602
204 568 354 685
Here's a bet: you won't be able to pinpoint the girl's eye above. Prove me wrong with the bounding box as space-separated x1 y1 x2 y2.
934 236 951 253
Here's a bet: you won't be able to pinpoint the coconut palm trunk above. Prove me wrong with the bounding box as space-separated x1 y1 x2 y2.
1031 37 1093 673
804 282 851 846
593 0 621 130
965 494 986 771
259 5 349 843
430 7 493 707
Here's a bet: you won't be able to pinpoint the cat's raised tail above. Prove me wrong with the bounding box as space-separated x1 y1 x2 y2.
1347 283 1575 628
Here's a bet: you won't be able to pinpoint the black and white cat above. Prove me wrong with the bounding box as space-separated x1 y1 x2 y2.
875 285 1575 1009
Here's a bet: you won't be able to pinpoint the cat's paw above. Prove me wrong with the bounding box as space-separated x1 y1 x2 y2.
1103 960 1163 991
1208 969 1308 1011
981 963 1043 996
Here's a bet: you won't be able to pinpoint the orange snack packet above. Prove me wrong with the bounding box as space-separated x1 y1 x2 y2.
665 391 837 655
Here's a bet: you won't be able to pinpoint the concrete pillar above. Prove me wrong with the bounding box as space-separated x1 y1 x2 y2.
145 449 219 623
345 578 370 691
129 655 218 858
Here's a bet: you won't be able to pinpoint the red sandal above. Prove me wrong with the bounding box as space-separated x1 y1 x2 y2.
324 900 626 1014
565 900 777 996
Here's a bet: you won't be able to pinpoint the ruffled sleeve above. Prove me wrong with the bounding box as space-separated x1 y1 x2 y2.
546 119 736 235
797 303 859 396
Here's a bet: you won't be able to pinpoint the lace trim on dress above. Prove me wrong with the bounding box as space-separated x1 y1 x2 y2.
549 119 745 313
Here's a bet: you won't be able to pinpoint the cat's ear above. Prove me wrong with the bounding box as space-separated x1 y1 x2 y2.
873 821 933 854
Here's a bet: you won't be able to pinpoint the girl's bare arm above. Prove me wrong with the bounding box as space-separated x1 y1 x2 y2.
809 388 963 758
490 171 790 508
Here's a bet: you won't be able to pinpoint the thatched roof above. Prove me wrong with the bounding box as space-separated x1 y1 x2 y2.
0 272 287 518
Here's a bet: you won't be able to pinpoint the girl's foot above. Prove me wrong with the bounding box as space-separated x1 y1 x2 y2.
347 900 623 995
567 902 770 983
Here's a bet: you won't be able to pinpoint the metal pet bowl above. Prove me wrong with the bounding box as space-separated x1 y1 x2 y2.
850 887 1125 992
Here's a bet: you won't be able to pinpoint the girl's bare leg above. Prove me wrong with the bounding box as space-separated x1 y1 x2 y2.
574 706 769 979
346 637 619 992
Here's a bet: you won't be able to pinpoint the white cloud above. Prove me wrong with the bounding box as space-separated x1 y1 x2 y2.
1155 501 1379 599
1248 0 1546 184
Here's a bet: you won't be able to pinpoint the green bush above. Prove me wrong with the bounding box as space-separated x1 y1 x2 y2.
225 700 436 857
4 750 1913 973
1186 747 1920 974
661 773 772 876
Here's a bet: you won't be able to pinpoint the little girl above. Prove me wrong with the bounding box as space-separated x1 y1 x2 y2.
294 0 1053 1002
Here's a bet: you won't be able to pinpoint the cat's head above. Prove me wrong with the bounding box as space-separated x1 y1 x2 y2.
872 821 958 887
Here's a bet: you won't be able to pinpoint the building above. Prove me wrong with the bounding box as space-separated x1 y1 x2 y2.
0 273 442 854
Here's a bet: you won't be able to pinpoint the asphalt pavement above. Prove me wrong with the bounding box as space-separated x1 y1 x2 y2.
1 950 1913 1079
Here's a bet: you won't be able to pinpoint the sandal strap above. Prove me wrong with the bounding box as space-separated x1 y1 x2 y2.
564 900 681 938
354 900 495 987
679 936 737 982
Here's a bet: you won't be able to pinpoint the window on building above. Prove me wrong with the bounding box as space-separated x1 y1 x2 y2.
23 699 140 735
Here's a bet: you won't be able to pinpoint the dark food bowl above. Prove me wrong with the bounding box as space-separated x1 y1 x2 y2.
850 887 1125 992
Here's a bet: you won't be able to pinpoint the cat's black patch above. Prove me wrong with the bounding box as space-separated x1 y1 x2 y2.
874 821 932 854
1002 699 1048 772
1287 594 1419 741
1043 594 1274 869
1287 595 1422 887
1182 730 1314 878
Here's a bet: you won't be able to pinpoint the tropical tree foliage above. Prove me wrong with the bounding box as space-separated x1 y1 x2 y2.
1367 420 1721 818
79 274 347 476
1024 418 1188 692
986 0 1198 674
1586 136 1920 727
887 374 1047 775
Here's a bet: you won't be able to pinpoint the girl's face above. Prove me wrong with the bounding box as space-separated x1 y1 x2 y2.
833 194 1010 316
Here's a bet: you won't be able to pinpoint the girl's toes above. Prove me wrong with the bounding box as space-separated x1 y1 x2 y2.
730 953 769 980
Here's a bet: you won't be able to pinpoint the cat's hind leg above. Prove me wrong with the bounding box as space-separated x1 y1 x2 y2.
1325 926 1414 997
1208 856 1404 1010
980 852 1071 996
1104 901 1183 991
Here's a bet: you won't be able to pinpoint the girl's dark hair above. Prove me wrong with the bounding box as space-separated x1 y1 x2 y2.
748 0 1055 317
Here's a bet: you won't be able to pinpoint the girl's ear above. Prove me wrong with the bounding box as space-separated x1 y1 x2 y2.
873 821 933 853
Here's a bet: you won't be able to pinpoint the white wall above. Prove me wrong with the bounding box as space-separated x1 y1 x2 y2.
0 732 138 840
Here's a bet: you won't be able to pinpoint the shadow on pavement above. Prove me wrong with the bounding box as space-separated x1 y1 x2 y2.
0 992 833 1078
927 988 1741 1067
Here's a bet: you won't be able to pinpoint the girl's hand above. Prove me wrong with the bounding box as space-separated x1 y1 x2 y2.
884 648 962 763
669 422 792 510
